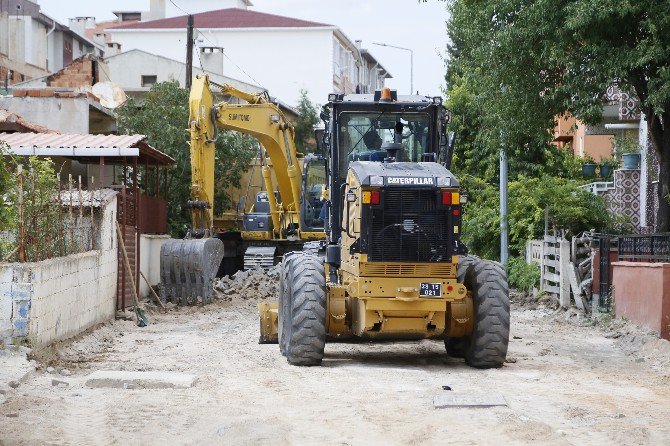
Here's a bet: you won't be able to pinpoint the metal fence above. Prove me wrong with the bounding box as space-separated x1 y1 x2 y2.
0 170 102 263
618 233 670 262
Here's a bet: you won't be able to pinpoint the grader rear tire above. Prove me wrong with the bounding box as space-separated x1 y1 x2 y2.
284 253 327 366
447 256 510 368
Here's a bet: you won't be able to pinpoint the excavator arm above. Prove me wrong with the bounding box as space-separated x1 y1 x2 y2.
188 75 302 237
161 74 305 305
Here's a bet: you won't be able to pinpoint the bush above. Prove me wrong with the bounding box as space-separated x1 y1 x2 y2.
506 256 540 292
460 174 632 260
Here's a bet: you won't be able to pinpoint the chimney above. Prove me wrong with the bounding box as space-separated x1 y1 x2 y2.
106 42 122 56
199 47 224 77
143 0 166 21
68 17 96 35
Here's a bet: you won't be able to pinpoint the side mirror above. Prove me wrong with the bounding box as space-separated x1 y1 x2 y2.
445 131 456 169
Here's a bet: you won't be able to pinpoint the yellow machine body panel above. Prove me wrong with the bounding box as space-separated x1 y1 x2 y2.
327 167 471 340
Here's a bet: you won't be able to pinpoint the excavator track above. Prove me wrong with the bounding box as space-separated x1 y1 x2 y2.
243 246 277 271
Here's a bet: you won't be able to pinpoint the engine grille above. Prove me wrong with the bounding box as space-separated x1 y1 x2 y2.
368 189 452 262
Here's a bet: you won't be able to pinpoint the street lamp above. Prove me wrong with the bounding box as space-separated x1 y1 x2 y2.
372 42 413 94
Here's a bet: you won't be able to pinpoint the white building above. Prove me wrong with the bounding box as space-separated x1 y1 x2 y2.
0 0 104 86
107 4 390 106
105 48 263 93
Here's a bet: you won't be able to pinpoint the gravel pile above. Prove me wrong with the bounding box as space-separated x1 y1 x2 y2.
213 264 281 301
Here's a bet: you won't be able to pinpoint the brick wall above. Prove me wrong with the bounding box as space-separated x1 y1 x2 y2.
46 56 96 89
0 193 117 347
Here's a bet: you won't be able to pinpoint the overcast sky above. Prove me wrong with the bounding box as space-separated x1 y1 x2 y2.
36 0 449 96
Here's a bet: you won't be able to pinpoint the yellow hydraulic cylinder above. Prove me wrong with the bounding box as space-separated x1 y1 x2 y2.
262 165 280 235
287 164 302 226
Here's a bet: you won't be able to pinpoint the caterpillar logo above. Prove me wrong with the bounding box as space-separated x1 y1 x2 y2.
387 177 435 186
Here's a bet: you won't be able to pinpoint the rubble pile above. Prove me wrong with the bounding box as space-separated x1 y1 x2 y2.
213 264 281 301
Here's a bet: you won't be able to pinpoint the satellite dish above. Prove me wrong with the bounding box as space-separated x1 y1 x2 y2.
91 82 127 109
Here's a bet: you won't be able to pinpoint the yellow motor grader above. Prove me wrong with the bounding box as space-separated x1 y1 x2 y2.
274 88 510 368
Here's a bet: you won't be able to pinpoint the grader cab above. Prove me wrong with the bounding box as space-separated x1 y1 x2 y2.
277 88 510 368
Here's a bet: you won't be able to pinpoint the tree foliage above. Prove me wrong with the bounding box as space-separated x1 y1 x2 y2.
460 175 631 260
294 89 319 153
446 0 670 229
117 82 256 237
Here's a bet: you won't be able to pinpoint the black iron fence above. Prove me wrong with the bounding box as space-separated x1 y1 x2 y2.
618 233 670 262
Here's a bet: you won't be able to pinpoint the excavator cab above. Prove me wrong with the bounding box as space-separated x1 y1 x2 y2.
276 88 510 368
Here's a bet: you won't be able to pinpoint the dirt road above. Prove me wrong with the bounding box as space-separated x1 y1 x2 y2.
1 275 670 445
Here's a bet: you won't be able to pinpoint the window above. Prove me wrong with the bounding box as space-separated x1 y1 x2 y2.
338 112 432 178
141 75 157 88
303 159 326 230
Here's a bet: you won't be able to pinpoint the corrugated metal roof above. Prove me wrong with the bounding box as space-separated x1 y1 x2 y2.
0 132 144 149
0 132 175 165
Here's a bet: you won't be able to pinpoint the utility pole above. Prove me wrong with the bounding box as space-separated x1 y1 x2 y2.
500 142 509 265
186 14 194 90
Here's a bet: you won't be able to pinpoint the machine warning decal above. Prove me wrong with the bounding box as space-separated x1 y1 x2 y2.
386 177 435 186
420 282 442 297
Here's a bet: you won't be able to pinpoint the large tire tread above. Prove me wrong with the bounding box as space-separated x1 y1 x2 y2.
285 253 327 366
447 255 510 368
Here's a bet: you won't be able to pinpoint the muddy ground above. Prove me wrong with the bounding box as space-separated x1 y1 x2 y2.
1 269 670 445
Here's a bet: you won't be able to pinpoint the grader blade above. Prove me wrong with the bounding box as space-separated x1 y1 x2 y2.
160 238 224 305
258 301 279 344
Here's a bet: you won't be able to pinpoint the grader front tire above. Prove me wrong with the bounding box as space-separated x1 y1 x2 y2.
284 253 327 366
448 256 510 368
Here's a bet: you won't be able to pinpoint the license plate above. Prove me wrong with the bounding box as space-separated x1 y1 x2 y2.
420 282 442 297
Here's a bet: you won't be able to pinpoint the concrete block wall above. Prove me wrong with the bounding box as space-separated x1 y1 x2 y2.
0 193 117 347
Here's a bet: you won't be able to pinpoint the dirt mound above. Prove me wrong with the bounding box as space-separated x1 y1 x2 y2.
212 265 280 302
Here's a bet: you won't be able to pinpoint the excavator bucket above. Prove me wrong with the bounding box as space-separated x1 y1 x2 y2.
160 238 225 305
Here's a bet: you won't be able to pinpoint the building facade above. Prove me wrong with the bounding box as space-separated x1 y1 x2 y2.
0 0 104 88
108 7 390 106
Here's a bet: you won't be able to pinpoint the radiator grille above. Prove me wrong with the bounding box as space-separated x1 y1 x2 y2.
368 189 451 262
360 262 455 277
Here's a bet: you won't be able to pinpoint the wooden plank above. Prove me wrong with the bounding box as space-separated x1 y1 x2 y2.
544 235 558 243
543 259 559 269
568 265 584 310
544 272 560 283
543 284 560 294
543 247 558 256
559 239 571 308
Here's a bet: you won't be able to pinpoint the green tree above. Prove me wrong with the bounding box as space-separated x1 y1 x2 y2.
445 0 670 230
294 89 319 153
460 175 631 260
117 81 256 237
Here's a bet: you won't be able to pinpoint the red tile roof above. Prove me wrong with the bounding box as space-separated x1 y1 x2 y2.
84 19 139 43
112 8 332 30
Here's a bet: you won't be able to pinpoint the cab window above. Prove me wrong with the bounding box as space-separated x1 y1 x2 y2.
338 112 432 178
303 159 326 229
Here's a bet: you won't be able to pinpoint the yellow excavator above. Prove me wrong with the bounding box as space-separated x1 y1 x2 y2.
160 75 325 304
